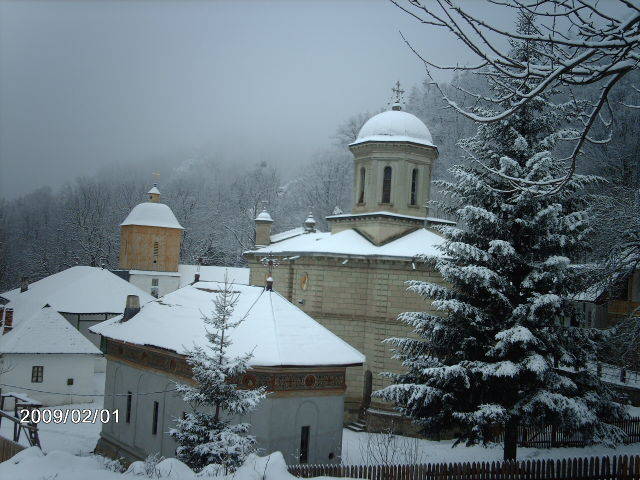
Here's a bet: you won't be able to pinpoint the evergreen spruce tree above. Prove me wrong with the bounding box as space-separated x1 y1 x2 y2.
169 279 266 472
376 13 626 460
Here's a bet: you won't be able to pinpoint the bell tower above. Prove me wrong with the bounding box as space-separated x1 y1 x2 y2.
119 184 184 273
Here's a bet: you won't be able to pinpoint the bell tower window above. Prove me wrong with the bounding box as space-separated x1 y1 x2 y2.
382 166 392 204
153 241 159 264
358 167 366 204
410 168 418 206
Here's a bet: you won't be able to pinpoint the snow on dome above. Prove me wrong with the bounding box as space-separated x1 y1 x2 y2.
121 202 184 229
148 185 160 195
255 209 273 222
91 283 365 367
351 109 434 147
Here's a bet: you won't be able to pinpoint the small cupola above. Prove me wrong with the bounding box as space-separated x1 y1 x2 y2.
255 208 274 247
148 184 161 203
304 211 316 233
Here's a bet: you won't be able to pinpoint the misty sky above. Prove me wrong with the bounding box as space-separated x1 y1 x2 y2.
0 0 511 199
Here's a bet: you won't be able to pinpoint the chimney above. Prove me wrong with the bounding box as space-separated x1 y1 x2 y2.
20 276 29 293
266 276 274 291
3 308 13 334
255 209 273 247
122 295 140 322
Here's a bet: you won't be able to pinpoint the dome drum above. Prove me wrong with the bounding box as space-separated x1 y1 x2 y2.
346 105 438 220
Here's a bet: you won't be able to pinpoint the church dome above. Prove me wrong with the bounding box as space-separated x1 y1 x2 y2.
121 202 184 230
351 109 434 147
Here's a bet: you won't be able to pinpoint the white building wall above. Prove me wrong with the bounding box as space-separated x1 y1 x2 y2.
99 358 344 464
0 353 98 406
128 274 180 298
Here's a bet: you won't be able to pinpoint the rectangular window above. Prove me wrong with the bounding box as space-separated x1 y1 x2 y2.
126 392 132 423
410 168 418 206
67 378 74 386
151 278 159 287
153 242 159 264
31 366 43 383
152 401 159 435
299 426 310 464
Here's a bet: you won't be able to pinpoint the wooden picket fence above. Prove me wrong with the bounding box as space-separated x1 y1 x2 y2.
517 417 640 447
0 435 25 463
289 455 640 479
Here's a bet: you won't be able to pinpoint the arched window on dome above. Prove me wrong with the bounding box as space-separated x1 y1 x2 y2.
410 168 419 206
382 166 392 204
358 167 366 204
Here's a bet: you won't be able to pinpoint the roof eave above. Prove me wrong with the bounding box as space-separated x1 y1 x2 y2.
244 250 439 262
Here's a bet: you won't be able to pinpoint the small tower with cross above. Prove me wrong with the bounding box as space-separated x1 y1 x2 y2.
391 81 405 111
148 173 161 203
119 180 184 296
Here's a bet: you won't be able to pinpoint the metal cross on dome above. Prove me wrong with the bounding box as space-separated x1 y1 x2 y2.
152 172 160 183
392 81 405 104
261 253 279 275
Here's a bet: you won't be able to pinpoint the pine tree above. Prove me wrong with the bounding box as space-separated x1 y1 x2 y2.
169 279 266 472
376 13 626 461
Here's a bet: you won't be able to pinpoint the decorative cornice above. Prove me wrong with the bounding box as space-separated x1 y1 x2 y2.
105 339 347 395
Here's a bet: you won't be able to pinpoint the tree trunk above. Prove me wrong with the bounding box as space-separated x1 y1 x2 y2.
503 417 518 461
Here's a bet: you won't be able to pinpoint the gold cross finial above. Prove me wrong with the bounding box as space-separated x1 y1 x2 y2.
392 81 404 104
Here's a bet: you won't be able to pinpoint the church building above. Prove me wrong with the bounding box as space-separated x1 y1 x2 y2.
90 280 364 464
245 93 451 430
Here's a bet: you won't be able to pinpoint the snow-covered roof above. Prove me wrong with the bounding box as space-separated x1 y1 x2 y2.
91 283 365 367
270 227 306 243
121 202 184 230
148 186 160 195
572 284 606 302
0 306 101 355
255 210 273 222
1 266 154 320
351 110 434 147
177 265 250 288
247 227 445 259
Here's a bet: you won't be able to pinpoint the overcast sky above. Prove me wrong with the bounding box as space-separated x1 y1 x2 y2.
0 0 510 199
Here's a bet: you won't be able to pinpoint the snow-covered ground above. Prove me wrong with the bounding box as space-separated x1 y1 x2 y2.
0 372 105 455
340 428 640 465
1 371 639 477
0 448 307 480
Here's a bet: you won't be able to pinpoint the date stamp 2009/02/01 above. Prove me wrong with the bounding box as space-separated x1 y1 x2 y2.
19 408 119 424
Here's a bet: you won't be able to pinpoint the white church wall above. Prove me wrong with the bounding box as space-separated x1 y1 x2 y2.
128 273 180 298
98 357 345 464
60 312 114 349
0 353 97 406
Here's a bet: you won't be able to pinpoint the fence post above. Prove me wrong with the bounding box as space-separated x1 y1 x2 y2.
620 368 627 383
597 363 602 377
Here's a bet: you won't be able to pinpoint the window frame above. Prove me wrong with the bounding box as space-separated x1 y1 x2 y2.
31 366 44 383
358 167 366 204
152 400 159 435
381 166 392 204
410 168 419 206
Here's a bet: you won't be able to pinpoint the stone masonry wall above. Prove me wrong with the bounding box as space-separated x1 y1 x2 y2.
247 254 444 421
